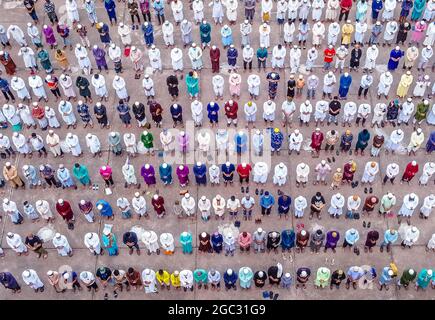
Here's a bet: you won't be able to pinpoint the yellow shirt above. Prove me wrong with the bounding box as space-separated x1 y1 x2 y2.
156 271 170 284
171 273 180 287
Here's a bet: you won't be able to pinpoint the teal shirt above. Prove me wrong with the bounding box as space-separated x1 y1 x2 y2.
256 47 268 60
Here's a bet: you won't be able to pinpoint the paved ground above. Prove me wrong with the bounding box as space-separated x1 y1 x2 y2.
0 0 434 300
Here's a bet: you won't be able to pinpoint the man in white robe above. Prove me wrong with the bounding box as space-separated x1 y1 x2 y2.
45 106 60 128
171 0 184 24
419 162 435 186
17 103 35 128
197 131 210 152
180 19 193 46
412 75 431 98
398 98 415 125
398 193 419 224
132 192 147 217
35 199 53 221
240 20 252 47
160 233 175 254
420 194 435 218
299 100 312 125
148 45 162 72
193 0 205 23
85 133 101 157
224 0 238 22
59 75 76 101
75 44 92 75
312 21 325 47
322 72 336 98
212 195 226 218
314 160 331 184
209 164 220 185
142 269 158 293
289 45 301 73
383 21 398 45
312 0 325 20
181 193 196 217
142 230 160 254
377 71 393 98
407 128 425 155
247 74 260 99
244 101 257 123
6 232 28 255
191 100 203 127
58 100 77 128
385 129 404 154
361 161 379 184
198 196 211 220
124 133 137 156
188 43 203 70
18 47 37 71
52 233 72 257
65 0 80 23
259 23 271 48
294 196 307 218
170 47 184 72
212 75 224 99
112 75 129 101
160 130 174 153
253 161 269 184
91 74 108 101
11 77 31 101
401 226 420 248
327 22 340 46
272 44 286 69
122 161 139 188
162 21 174 47
417 45 433 71
273 162 287 186
328 193 345 217
12 132 31 156
284 20 296 44
6 25 26 46
282 99 296 127
65 132 82 156
108 43 122 70
288 129 303 154
84 232 102 255
180 269 194 290
22 269 44 291
118 23 132 47
314 100 328 125
142 74 155 99
364 45 379 71
28 75 47 101
296 163 310 187
355 20 368 44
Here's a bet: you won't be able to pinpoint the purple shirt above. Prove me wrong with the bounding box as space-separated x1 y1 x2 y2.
141 165 156 185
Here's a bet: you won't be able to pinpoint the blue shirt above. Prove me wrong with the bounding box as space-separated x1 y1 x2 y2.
0 78 9 91
278 196 291 213
260 195 275 208
383 230 398 244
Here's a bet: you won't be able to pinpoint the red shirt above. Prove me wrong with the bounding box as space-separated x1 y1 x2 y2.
310 132 324 149
56 202 74 220
403 163 419 180
340 0 352 11
324 48 336 63
237 164 252 178
224 101 238 119
31 106 45 119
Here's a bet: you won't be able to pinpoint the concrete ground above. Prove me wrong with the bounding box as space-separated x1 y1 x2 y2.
0 0 434 300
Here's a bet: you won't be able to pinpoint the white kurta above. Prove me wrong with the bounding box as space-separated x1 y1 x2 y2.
28 76 46 98
86 135 100 154
11 77 31 100
212 75 224 96
132 196 147 215
170 48 183 71
209 165 220 184
59 76 76 98
52 235 72 256
22 270 44 289
328 194 345 216
84 233 101 253
148 49 162 71
398 195 419 217
142 231 160 252
253 162 269 184
91 75 108 97
294 196 307 217
160 233 175 252
162 22 174 46
419 162 435 185
247 74 260 96
6 234 27 253
66 135 82 156
123 134 137 154
273 164 288 186
142 270 157 293
361 162 379 183
420 195 435 217
122 164 137 185
182 197 196 216
289 132 303 151
113 77 128 100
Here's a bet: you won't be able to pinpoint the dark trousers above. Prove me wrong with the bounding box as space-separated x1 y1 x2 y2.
325 144 335 151
48 13 59 24
239 176 249 183
128 243 140 250
343 239 353 248
50 88 61 98
244 60 252 70
355 117 367 126
97 64 109 71
156 14 165 24
142 11 151 22
37 147 47 156
261 207 271 216
131 14 140 24
383 175 395 184
339 10 349 22
258 60 266 70
1 89 15 101
45 176 58 187
1 146 15 157
105 176 114 187
358 87 368 97
86 282 98 290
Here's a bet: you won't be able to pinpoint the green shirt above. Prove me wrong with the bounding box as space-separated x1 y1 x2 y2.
256 48 268 59
141 132 153 148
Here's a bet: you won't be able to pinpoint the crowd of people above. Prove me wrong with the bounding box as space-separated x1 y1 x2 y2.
0 0 434 298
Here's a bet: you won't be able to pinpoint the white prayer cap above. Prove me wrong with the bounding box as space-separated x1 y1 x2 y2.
23 270 30 278
59 164 65 169
416 128 422 134
3 198 10 203
256 129 261 134
346 19 351 23
387 192 393 198
23 164 29 171
39 165 45 171
243 268 249 275
411 160 417 166
388 269 394 276
144 268 150 274
80 200 86 205
101 166 107 170
196 161 202 167
5 161 11 167
58 199 64 204
257 228 263 233
184 193 190 198
96 102 102 107
279 162 284 168
424 75 430 80
409 269 414 275
192 42 197 47
301 230 306 236
86 133 92 138
227 269 233 275
131 46 136 51
43 25 48 29
44 106 50 111
47 270 54 276
36 200 42 206
424 99 429 105
201 196 206 201
45 75 51 81
162 233 168 240
242 162 247 167
397 129 403 135
428 270 433 276
225 161 230 166
406 71 411 75
294 129 300 134
301 270 307 277
93 44 98 50
27 22 32 27
153 194 159 200
201 232 207 238
55 233 61 238
179 164 184 170
258 271 264 277
110 43 116 48
411 226 417 232
162 163 167 168
174 270 179 275
144 163 150 169
63 273 70 279
97 204 103 210
134 192 140 198
7 232 13 237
